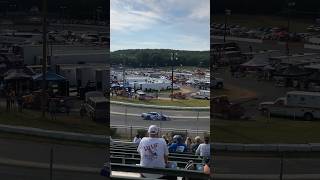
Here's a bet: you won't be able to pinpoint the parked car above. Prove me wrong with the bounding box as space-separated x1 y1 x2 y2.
141 112 170 121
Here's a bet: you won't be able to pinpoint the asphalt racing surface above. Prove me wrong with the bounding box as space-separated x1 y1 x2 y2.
110 104 210 131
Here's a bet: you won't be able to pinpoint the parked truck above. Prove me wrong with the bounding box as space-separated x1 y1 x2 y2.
192 90 210 100
259 91 320 121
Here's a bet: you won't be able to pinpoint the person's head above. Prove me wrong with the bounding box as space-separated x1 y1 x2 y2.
148 125 159 138
136 134 140 138
204 136 209 144
195 136 201 144
185 137 191 144
172 135 183 144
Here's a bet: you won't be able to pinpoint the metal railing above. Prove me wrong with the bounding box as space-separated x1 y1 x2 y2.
111 163 209 180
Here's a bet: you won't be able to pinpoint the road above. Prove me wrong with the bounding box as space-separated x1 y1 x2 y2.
0 138 106 180
110 104 210 131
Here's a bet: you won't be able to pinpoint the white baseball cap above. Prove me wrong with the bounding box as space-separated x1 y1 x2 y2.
148 125 159 135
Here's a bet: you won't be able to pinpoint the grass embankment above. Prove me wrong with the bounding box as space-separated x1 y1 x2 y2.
0 108 108 135
111 96 209 107
213 14 312 33
212 84 257 100
213 116 320 144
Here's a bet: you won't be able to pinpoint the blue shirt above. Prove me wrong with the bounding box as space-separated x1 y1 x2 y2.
168 143 187 153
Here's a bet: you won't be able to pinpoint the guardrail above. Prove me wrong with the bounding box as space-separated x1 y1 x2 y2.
111 124 210 139
111 101 209 111
111 163 209 180
212 142 320 152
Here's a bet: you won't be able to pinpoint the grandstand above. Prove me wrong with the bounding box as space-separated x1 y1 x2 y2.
110 140 210 179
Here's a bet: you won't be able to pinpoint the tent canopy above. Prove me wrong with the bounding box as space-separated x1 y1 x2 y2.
33 71 66 81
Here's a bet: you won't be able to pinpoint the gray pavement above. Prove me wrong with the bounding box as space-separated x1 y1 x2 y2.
214 154 320 174
0 138 106 168
0 165 104 180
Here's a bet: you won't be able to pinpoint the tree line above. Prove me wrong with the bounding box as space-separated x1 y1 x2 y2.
213 0 320 17
110 49 210 68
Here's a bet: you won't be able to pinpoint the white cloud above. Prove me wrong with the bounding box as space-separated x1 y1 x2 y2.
189 0 210 21
110 0 210 51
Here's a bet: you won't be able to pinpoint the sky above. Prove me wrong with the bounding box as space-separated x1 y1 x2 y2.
110 0 210 51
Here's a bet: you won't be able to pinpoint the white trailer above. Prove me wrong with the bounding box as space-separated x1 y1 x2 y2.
259 91 320 120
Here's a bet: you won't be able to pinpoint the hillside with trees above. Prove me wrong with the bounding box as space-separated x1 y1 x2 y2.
110 49 209 68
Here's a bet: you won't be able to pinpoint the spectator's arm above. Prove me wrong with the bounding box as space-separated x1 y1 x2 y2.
164 155 168 164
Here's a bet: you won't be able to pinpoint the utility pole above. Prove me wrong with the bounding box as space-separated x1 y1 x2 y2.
60 6 66 31
286 1 295 55
171 51 178 101
41 0 48 117
122 55 126 88
224 9 231 43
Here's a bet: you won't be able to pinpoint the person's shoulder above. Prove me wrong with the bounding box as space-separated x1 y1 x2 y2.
141 137 149 141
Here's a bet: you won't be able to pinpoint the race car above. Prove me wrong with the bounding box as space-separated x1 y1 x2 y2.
141 112 170 121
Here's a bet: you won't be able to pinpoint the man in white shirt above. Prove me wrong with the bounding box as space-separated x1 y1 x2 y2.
195 136 210 158
137 125 169 178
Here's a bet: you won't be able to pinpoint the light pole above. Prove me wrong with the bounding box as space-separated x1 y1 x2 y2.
41 0 48 117
171 51 178 101
286 1 295 55
96 6 102 23
120 54 126 88
224 9 231 43
60 6 66 30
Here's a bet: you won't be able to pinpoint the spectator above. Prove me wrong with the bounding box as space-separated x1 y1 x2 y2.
162 135 169 144
133 134 141 144
203 157 212 178
191 136 201 153
137 125 168 178
168 135 187 153
196 136 210 158
5 89 11 112
17 95 23 113
49 99 57 120
10 89 15 111
185 137 192 152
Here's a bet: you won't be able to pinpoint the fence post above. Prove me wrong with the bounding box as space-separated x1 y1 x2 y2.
50 147 53 180
130 117 133 140
196 111 199 136
280 152 284 180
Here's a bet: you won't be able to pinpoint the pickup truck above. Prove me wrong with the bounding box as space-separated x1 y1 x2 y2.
259 91 320 121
